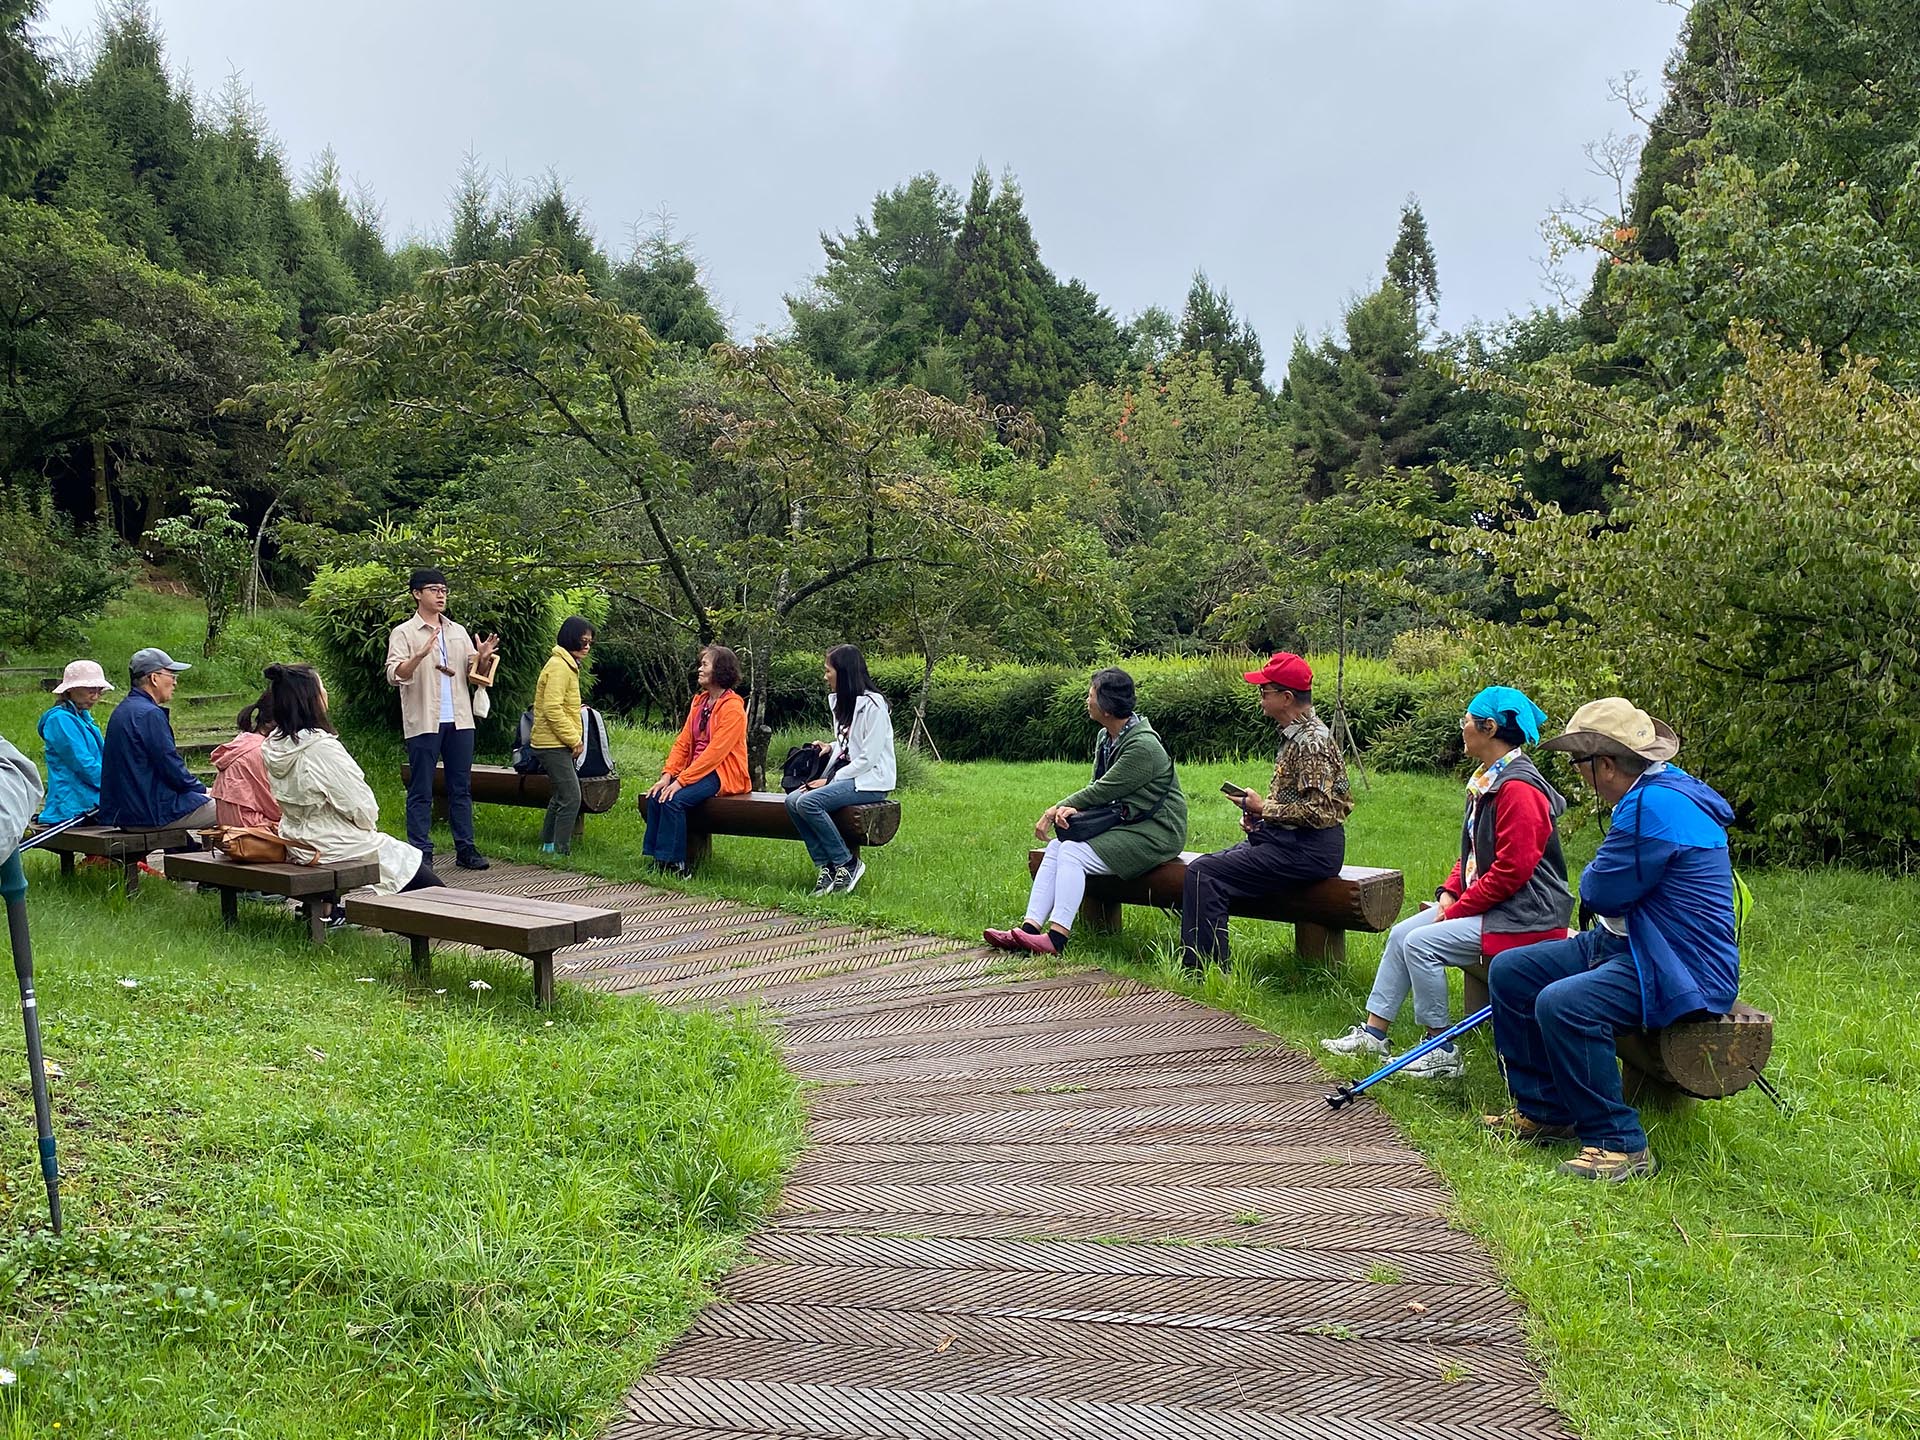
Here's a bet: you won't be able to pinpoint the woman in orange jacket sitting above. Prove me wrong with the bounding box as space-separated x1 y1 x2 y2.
643 643 750 875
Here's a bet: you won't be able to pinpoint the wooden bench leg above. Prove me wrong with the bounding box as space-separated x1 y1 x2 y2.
571 811 586 844
302 898 327 944
220 887 239 929
1462 963 1491 1016
531 951 554 1009
123 860 140 898
410 935 431 978
1081 897 1124 936
684 832 712 874
1295 922 1345 967
59 851 74 878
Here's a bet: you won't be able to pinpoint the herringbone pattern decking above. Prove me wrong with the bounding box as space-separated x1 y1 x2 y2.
454 864 1570 1440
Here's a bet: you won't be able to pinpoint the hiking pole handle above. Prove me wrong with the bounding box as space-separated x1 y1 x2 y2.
4 850 62 1235
1324 1006 1494 1113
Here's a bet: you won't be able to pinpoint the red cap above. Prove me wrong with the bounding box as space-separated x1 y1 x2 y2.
1243 652 1313 689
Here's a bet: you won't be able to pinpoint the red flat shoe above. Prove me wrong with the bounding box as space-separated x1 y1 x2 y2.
1010 927 1063 956
983 927 1023 951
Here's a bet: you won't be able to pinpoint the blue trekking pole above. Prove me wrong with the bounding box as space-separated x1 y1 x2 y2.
2 847 61 1233
1324 1005 1492 1112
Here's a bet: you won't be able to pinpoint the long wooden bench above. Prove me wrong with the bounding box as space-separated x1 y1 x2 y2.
28 823 196 896
344 888 622 1008
1461 961 1774 1104
161 851 381 943
402 763 623 843
677 791 902 872
1026 848 1403 964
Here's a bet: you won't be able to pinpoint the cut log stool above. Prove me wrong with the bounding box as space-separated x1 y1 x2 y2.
1027 849 1403 965
676 791 903 874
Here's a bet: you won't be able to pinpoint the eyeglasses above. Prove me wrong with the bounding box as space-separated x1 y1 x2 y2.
419 586 448 596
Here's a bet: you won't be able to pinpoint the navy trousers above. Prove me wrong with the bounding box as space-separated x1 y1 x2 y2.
405 722 476 858
1179 824 1345 966
1488 929 1649 1152
643 772 721 866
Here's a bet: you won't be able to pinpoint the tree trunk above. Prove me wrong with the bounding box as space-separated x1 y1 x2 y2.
243 493 283 614
908 605 946 759
91 438 110 526
745 641 773 790
1335 586 1370 790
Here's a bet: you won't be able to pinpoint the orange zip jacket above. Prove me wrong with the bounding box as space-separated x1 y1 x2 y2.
663 690 750 794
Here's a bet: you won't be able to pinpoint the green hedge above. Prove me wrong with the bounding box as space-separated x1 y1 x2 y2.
763 651 1447 765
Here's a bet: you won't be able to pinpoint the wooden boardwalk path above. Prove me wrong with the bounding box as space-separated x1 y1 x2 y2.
460 863 1572 1440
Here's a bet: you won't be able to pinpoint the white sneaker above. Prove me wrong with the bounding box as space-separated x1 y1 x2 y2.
1321 1025 1390 1058
833 859 867 894
1400 1042 1466 1080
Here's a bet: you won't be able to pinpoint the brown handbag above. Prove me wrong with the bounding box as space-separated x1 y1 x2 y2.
212 826 319 866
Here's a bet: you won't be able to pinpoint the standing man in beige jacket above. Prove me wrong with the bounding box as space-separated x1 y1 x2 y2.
385 567 498 870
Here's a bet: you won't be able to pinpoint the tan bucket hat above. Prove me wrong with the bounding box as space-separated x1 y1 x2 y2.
51 659 115 697
1539 697 1680 763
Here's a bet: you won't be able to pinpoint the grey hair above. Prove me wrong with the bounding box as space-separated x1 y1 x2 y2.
1090 667 1136 720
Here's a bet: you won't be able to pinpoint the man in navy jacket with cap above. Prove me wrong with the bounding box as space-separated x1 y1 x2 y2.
98 648 216 831
1485 697 1740 1182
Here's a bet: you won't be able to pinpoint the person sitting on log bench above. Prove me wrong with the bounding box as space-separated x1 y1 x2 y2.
642 644 749 878
1322 686 1573 1079
1179 653 1351 970
262 664 445 928
1485 698 1740 1183
786 644 898 897
99 648 217 836
986 667 1186 956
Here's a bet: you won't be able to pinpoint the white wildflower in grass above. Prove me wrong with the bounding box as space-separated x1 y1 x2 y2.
118 978 139 989
0 1366 16 1385
469 979 492 992
353 976 376 983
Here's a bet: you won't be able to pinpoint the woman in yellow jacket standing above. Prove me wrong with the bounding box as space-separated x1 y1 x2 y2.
532 616 594 855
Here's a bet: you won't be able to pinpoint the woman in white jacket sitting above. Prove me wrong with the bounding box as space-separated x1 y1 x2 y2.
786 644 896 897
261 663 443 921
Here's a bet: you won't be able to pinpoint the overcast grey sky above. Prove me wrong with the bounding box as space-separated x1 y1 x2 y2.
37 1 1685 363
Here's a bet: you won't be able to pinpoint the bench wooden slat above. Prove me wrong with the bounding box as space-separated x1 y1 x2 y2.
31 823 196 896
161 852 380 897
387 885 622 936
344 892 580 953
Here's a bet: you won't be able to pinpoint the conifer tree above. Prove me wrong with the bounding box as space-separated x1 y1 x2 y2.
1384 196 1440 331
1177 270 1266 392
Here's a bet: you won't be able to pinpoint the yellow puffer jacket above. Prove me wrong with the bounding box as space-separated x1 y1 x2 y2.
531 647 583 750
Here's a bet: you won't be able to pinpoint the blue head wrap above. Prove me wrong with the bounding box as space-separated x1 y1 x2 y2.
1467 686 1548 744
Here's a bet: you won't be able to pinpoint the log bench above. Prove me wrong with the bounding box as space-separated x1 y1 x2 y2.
675 791 902 873
1026 848 1403 965
161 851 381 943
402 763 623 843
28 823 195 896
1462 961 1774 1104
344 887 622 1008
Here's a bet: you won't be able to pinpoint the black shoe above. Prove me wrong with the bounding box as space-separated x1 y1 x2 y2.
455 851 490 871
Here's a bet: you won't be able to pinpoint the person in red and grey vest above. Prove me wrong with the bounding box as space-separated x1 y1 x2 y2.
1322 686 1572 1078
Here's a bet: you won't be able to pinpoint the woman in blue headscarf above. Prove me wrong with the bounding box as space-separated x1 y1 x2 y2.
1321 685 1574 1079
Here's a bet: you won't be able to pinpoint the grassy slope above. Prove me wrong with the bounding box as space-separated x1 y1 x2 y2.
6 594 1918 1437
0 601 804 1437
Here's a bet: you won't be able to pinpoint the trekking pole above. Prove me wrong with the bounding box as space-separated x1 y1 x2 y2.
2 849 62 1234
1325 1005 1492 1112
17 810 94 852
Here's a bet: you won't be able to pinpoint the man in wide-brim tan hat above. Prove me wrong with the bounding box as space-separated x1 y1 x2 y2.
1482 698 1741 1183
36 659 115 824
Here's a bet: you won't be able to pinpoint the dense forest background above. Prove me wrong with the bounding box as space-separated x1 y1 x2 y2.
5 0 1920 862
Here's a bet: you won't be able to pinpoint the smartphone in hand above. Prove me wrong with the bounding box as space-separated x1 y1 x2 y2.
1220 782 1249 800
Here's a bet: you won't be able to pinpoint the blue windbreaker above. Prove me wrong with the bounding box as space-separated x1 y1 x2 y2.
1580 764 1740 1028
97 688 208 829
37 701 104 824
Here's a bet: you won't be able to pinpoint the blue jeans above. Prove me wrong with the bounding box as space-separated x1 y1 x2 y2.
405 723 476 857
643 772 721 866
1489 929 1648 1152
784 777 890 867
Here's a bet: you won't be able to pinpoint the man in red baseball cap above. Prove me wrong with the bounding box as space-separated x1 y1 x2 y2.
1179 652 1353 967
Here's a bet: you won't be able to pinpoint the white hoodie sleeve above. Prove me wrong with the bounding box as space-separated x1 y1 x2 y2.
836 692 897 792
309 736 381 831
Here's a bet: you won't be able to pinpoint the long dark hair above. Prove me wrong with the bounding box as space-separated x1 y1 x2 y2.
826 643 877 730
265 663 334 738
236 689 276 735
556 615 594 652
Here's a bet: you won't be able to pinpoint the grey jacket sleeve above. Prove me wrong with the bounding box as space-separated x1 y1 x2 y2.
0 734 46 862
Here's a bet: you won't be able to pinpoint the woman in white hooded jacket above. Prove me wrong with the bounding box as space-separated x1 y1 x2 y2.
261 664 443 915
785 644 896 897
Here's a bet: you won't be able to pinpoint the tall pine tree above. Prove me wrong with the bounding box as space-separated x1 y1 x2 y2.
1177 270 1266 393
1383 196 1440 332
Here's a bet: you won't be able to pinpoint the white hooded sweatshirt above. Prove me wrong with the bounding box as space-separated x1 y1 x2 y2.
262 728 422 895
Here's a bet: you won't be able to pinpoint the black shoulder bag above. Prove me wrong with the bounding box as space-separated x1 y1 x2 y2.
1056 748 1178 842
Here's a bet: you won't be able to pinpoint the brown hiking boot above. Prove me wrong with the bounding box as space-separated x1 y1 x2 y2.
1557 1146 1660 1182
1481 1110 1578 1145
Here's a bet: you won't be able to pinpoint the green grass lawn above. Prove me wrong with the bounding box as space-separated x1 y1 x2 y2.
5 593 1918 1438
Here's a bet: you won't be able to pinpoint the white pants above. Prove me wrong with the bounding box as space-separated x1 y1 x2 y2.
1367 906 1485 1029
1024 838 1114 931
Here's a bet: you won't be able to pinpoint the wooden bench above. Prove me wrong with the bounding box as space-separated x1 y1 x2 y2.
161 851 381 943
677 791 902 872
28 823 196 896
1461 961 1774 1104
402 763 623 843
344 888 622 1008
1026 848 1403 964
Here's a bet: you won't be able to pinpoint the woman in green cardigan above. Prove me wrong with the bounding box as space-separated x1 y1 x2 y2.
985 668 1186 956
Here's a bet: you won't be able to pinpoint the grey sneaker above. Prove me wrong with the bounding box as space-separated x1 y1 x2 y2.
832 859 867 894
810 866 837 897
1400 1041 1465 1080
1320 1024 1390 1058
